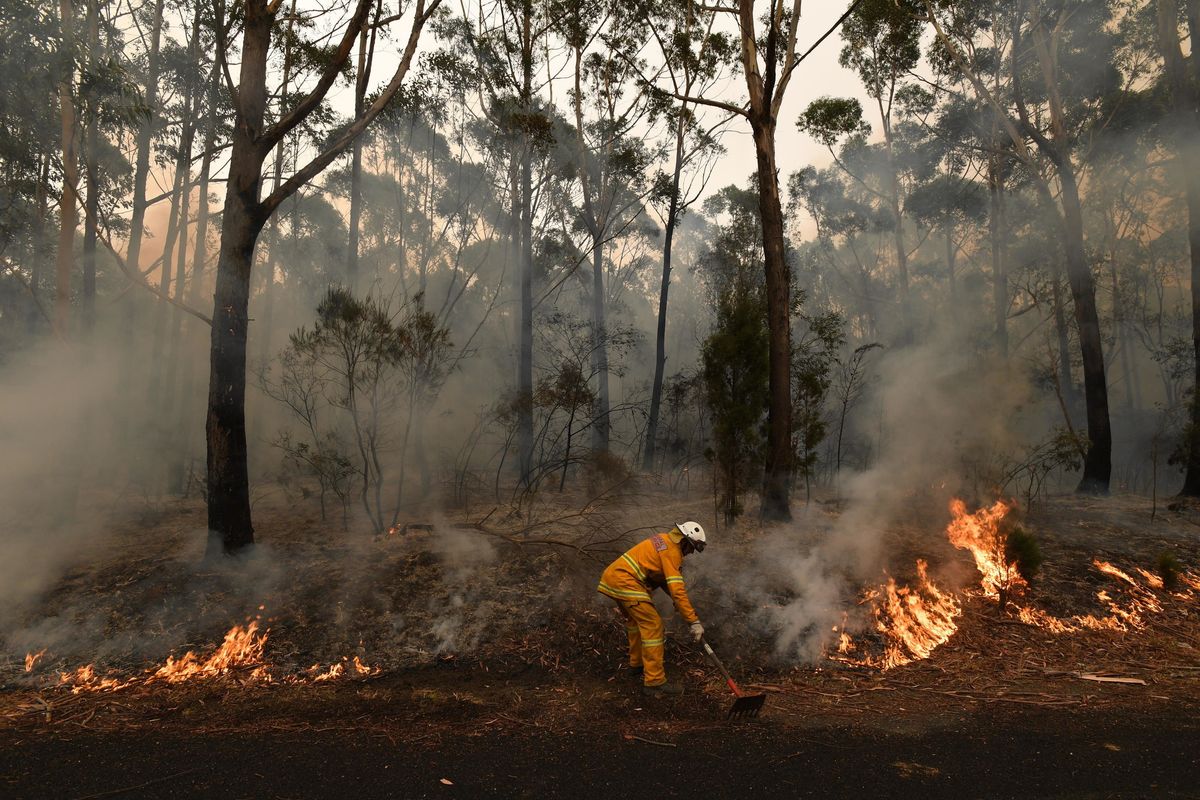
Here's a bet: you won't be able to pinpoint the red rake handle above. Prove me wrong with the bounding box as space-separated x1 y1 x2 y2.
702 640 745 698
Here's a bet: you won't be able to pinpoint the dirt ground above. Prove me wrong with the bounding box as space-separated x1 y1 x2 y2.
2 489 1200 798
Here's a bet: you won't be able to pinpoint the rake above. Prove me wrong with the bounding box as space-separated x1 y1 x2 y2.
700 638 766 719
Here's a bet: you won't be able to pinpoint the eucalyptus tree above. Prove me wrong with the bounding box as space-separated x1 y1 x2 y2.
205 0 443 555
665 0 830 520
462 0 564 487
925 0 1120 493
560 0 665 454
636 0 732 474
1155 0 1200 495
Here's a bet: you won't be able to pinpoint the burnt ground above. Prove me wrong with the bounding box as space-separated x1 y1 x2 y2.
3 490 1200 797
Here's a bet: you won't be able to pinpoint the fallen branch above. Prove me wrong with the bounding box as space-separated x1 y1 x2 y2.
624 734 676 747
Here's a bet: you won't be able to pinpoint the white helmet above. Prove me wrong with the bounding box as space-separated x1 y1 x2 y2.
676 521 706 552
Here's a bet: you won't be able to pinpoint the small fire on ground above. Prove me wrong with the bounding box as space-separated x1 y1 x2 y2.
832 499 1200 669
25 619 381 694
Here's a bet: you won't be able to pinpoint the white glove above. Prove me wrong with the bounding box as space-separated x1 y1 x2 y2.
690 621 705 642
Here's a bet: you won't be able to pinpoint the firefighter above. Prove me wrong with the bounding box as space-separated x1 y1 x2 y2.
597 521 706 696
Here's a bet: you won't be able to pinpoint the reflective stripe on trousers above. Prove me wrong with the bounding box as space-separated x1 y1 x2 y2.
616 600 666 686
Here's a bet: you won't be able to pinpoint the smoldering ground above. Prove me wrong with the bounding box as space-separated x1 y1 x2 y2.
689 335 1033 663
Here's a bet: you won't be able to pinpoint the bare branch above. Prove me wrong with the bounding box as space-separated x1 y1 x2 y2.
261 0 374 150
262 0 443 216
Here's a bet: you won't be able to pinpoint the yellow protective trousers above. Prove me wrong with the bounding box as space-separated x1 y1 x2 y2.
616 600 665 686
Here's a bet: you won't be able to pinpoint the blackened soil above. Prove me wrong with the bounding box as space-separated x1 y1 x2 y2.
2 707 1198 799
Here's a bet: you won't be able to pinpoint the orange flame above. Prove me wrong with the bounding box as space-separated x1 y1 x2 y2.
152 622 268 683
24 649 46 673
829 498 1200 670
873 560 961 669
946 499 1023 599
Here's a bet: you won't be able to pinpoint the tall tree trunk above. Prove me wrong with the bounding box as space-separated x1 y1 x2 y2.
1026 18 1111 493
1157 0 1200 495
81 0 99 332
590 236 610 453
516 0 535 485
988 157 1008 356
752 118 792 521
642 115 686 473
346 0 376 290
1058 168 1112 492
55 0 79 338
206 0 435 554
206 5 273 557
125 0 165 276
1051 273 1075 427
29 155 50 333
171 66 221 495
944 228 956 303
880 115 910 338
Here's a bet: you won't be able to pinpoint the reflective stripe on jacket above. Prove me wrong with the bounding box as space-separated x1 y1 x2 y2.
597 532 699 623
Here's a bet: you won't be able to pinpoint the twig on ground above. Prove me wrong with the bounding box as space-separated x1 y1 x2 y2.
68 769 200 800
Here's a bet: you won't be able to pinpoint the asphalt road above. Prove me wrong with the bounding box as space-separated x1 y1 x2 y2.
3 708 1199 799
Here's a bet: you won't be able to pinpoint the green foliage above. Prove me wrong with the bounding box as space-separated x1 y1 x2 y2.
702 282 769 522
792 311 845 498
1004 525 1044 583
796 97 870 147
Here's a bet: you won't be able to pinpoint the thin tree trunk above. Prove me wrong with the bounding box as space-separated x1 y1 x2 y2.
590 237 610 453
125 0 165 276
516 2 534 486
55 0 79 338
346 0 378 290
880 115 910 338
989 158 1008 356
642 115 686 474
1157 0 1200 495
29 155 50 333
172 65 221 494
81 0 99 332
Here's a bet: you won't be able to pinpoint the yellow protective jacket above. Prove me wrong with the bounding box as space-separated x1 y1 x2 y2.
598 532 699 623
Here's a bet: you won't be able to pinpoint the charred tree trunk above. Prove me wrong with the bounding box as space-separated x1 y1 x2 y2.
206 0 436 554
1058 167 1112 492
206 4 273 557
1017 16 1110 493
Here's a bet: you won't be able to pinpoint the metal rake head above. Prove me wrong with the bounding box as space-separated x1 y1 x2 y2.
726 693 766 720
